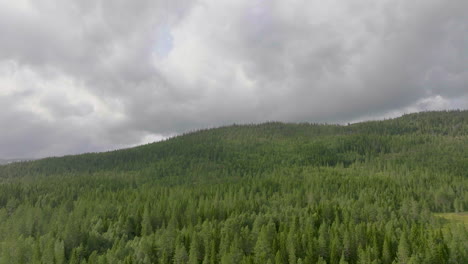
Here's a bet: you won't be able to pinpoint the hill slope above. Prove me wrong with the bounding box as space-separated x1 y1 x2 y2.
1 110 467 177
0 110 466 264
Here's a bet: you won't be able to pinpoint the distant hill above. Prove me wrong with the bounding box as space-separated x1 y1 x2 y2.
1 110 466 178
0 110 466 263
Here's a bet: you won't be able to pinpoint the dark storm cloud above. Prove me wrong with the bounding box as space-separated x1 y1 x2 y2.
0 0 466 159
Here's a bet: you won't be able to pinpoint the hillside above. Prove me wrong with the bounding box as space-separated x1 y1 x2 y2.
0 110 467 264
2 110 467 178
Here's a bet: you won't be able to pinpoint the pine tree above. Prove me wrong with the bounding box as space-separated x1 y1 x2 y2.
339 251 349 264
342 230 353 263
317 256 327 264
397 231 410 264
254 226 273 263
188 235 200 264
88 251 98 264
32 240 42 264
174 243 189 264
287 231 297 264
40 236 55 264
329 233 341 264
381 237 393 264
275 250 283 264
407 254 422 264
70 248 80 264
317 223 329 262
228 237 244 264
209 240 217 264
141 205 153 236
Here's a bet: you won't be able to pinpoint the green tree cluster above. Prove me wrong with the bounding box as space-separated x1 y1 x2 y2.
0 110 466 263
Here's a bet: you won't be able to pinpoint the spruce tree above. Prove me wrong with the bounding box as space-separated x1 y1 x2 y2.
396 231 410 264
254 226 273 263
188 235 200 264
174 243 189 264
141 205 153 236
339 251 349 264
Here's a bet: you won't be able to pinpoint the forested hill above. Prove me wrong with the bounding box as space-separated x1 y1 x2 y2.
0 110 467 178
0 110 467 264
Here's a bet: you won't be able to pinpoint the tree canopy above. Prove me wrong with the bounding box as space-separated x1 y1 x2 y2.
0 110 466 263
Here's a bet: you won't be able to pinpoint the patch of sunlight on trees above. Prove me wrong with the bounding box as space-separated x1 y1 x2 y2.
435 212 468 225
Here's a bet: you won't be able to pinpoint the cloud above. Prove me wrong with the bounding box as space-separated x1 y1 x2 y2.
0 0 466 158
150 0 467 124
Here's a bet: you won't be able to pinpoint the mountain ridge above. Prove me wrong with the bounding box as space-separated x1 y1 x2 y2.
1 110 466 178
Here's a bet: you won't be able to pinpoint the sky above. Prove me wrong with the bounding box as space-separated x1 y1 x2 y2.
0 0 467 159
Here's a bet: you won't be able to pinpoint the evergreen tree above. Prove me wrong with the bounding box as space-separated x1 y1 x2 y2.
54 240 66 264
317 223 329 262
254 226 273 263
339 252 348 264
397 231 410 264
141 205 153 236
174 243 189 264
274 250 283 264
188 235 201 264
317 256 327 264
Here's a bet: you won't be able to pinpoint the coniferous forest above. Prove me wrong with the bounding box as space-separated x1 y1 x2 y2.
0 110 467 264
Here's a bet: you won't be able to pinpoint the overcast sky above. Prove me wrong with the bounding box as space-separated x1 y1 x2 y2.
0 0 467 159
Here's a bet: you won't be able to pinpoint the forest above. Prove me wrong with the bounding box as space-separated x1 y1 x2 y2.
0 110 466 264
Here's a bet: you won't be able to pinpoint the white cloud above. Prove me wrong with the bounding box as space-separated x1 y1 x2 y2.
0 0 466 158
347 95 467 124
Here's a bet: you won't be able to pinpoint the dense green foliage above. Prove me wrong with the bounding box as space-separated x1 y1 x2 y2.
0 110 467 264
